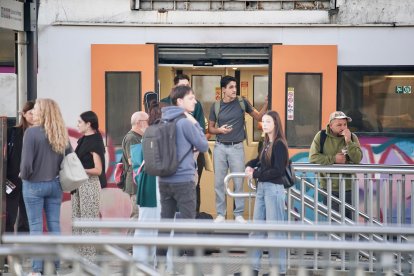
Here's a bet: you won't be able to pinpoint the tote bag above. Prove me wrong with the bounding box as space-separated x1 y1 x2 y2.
59 152 88 192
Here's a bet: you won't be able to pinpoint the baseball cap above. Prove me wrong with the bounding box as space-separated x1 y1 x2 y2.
329 111 352 123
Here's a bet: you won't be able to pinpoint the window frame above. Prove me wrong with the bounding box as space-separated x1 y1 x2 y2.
105 71 142 146
337 66 414 137
285 72 323 148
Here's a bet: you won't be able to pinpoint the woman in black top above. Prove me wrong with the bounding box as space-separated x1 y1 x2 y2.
245 111 288 276
6 101 34 233
72 111 106 263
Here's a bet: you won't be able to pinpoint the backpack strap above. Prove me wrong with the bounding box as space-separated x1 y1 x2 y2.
174 114 194 166
237 96 246 112
319 130 327 154
319 129 354 154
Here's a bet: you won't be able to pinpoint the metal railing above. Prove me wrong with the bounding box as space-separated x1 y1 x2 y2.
224 163 414 272
2 163 414 275
3 221 414 275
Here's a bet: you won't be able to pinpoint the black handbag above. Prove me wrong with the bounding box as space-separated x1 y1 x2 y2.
282 160 295 189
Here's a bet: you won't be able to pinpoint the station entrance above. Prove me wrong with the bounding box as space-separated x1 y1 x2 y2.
90 43 337 216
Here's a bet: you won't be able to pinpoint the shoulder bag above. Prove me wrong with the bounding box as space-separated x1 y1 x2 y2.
60 151 88 192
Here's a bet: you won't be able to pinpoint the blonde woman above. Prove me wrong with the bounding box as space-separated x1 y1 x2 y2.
20 98 68 276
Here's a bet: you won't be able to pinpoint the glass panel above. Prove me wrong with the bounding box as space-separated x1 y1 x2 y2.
105 72 141 146
338 68 414 134
253 75 268 141
192 75 222 136
286 73 322 148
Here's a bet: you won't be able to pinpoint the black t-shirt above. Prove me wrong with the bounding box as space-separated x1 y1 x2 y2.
75 133 107 188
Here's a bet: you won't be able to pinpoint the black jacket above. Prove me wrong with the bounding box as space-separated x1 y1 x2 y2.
7 127 24 189
246 140 288 184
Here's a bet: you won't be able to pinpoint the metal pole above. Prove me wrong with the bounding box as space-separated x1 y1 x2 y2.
16 32 28 119
0 117 7 270
26 0 38 101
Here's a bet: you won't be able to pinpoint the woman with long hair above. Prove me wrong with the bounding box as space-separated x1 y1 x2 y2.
6 101 35 233
72 110 106 263
20 98 68 275
244 110 288 276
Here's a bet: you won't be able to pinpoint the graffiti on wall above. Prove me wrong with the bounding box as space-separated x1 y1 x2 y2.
291 135 414 224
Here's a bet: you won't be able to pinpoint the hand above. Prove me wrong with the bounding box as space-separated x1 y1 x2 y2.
341 128 352 143
219 124 233 134
184 112 197 124
335 153 347 164
245 166 254 178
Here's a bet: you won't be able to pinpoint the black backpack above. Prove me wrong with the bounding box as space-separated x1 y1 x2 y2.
142 115 191 177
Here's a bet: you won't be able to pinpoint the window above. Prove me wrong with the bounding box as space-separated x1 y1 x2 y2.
253 75 268 141
192 75 221 118
338 67 414 134
105 72 141 146
192 75 222 138
285 73 322 148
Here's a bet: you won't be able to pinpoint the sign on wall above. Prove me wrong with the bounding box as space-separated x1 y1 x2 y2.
0 0 24 31
395 85 412 94
287 87 294 120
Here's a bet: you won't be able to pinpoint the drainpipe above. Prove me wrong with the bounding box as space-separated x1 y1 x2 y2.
26 0 38 101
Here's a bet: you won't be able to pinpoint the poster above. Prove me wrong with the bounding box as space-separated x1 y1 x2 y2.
241 81 248 97
215 87 221 101
287 87 294 120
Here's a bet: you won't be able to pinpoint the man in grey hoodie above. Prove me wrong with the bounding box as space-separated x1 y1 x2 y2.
158 85 209 220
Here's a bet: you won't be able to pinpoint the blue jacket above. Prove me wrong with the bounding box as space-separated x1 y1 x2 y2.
159 106 208 183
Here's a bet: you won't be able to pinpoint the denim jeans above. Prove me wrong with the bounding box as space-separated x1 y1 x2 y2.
23 178 62 273
158 181 196 273
133 180 161 266
250 182 286 273
213 142 245 217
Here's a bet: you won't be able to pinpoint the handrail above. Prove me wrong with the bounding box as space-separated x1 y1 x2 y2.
67 220 414 235
3 234 414 252
292 163 414 174
224 172 256 198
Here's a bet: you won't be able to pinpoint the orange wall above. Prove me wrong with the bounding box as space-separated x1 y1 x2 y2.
91 44 155 131
272 45 338 154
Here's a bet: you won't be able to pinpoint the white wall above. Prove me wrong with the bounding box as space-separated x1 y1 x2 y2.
36 0 414 126
38 25 414 127
0 74 16 117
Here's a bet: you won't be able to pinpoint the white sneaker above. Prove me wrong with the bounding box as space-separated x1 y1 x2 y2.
214 215 225 223
235 215 247 223
27 272 42 276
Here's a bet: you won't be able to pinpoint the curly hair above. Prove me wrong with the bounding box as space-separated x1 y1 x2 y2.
35 98 68 154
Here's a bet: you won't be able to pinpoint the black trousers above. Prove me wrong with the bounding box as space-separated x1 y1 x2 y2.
5 187 30 233
322 190 353 221
196 153 205 213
